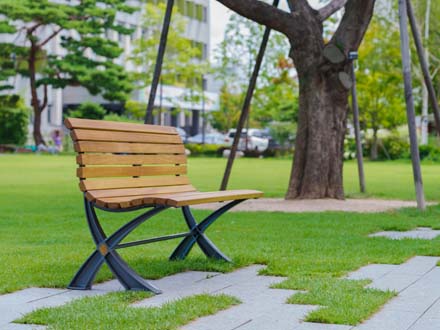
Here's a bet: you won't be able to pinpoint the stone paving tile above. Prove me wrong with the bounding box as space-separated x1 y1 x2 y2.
348 258 440 330
345 264 397 281
369 227 440 240
353 310 422 330
409 317 440 330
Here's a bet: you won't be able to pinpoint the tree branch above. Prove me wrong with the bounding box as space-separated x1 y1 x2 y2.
216 0 294 35
317 0 347 21
40 84 48 112
38 27 64 48
328 0 376 59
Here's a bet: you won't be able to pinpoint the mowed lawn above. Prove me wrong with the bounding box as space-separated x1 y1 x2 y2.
1 154 440 328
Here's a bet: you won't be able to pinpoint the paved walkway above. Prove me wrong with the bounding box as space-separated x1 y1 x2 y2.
2 256 440 330
193 198 431 213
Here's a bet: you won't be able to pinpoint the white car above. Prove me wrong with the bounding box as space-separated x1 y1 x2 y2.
224 128 269 152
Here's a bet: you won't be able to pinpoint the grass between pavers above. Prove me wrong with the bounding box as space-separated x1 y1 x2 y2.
1 154 440 326
16 292 240 330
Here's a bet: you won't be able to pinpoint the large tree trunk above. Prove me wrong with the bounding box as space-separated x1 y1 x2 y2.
286 65 349 199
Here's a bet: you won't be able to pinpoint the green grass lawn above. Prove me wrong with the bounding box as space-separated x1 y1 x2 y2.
1 154 440 328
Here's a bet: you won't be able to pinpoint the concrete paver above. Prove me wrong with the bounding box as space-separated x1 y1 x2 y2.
369 227 440 240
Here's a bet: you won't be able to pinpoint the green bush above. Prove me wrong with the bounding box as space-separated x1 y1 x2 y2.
70 102 106 120
0 95 29 145
103 113 141 123
418 144 440 161
364 135 409 160
186 143 222 157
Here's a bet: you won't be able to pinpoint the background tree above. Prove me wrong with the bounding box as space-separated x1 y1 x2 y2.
130 2 209 120
0 0 135 145
210 87 243 132
213 13 296 131
216 0 376 199
356 16 406 160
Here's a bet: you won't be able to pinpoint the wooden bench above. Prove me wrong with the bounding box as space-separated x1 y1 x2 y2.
65 118 263 293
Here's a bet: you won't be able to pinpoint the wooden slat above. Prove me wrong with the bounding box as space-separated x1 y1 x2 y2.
77 165 186 178
95 196 144 209
71 129 182 144
74 141 185 154
77 154 187 166
154 190 264 207
79 176 191 191
87 185 197 200
65 118 177 135
90 186 198 209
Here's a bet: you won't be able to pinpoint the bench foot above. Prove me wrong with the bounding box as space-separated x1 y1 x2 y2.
69 199 166 293
170 200 245 261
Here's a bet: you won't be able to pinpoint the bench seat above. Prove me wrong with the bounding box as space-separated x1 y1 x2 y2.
87 189 263 209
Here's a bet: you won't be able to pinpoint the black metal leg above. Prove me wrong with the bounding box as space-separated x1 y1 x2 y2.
170 200 245 261
69 199 167 293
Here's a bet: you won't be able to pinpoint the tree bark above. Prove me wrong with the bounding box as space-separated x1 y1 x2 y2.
286 64 350 199
28 41 45 146
371 129 378 160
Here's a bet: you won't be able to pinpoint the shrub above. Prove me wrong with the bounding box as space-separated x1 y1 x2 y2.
185 143 222 157
0 95 29 145
364 135 409 160
418 144 440 161
70 102 106 120
103 113 141 123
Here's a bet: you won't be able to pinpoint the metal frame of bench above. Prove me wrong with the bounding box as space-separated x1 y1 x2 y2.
69 198 245 293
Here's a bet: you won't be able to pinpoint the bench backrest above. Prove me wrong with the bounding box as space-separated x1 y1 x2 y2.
65 118 195 194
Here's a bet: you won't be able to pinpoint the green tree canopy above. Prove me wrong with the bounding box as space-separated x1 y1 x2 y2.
357 16 407 159
0 0 136 144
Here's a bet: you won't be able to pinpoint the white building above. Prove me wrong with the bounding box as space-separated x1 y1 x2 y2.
2 0 217 143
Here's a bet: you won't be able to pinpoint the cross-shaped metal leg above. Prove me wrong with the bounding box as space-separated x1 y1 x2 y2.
170 200 245 261
68 198 168 293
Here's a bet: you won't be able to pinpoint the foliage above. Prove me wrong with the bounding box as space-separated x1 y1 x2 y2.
418 144 440 161
124 100 147 121
70 102 106 120
210 86 242 132
185 143 222 157
268 121 296 148
0 95 29 145
364 134 410 161
130 2 209 109
0 0 135 143
103 113 141 124
357 17 407 136
212 13 297 131
253 57 298 125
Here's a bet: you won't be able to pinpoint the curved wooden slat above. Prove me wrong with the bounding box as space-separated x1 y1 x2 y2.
71 129 182 144
65 118 177 135
86 185 197 200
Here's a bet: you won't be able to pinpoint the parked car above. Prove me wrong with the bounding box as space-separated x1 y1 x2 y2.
224 128 269 152
187 133 226 145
